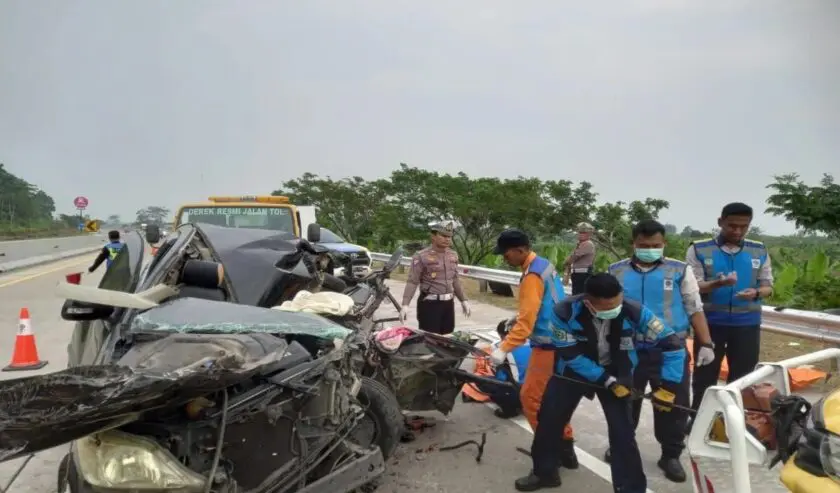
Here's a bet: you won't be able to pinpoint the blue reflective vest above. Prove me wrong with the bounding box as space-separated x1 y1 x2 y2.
548 297 686 387
105 241 124 269
493 340 531 383
609 258 691 337
524 255 566 348
692 237 767 326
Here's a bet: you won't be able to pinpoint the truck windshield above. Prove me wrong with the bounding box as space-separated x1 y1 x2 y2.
178 205 295 234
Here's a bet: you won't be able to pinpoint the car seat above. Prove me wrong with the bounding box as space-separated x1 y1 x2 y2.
177 260 227 302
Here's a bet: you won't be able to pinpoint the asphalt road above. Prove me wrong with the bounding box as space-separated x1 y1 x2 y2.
0 234 107 263
0 259 786 493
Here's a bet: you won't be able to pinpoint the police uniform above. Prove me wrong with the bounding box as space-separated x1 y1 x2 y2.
608 257 701 480
521 296 686 493
564 223 596 295
402 222 467 334
686 236 773 410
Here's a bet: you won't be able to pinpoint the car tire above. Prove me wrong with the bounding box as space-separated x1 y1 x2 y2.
353 377 403 460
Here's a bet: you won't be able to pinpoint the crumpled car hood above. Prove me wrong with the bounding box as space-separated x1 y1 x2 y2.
0 332 306 463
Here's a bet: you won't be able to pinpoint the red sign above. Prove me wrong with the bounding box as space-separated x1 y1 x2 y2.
73 196 89 209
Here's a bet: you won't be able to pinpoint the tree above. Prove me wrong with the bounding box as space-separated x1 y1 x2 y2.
135 206 170 225
0 163 58 230
590 199 671 260
664 223 678 235
105 214 122 226
273 174 395 244
766 173 840 237
680 226 706 238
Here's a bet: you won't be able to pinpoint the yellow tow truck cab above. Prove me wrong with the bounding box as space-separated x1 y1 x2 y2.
173 196 318 238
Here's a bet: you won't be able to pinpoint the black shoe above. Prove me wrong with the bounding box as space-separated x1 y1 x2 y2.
658 457 687 483
560 442 579 470
604 448 611 463
494 407 519 419
514 472 562 492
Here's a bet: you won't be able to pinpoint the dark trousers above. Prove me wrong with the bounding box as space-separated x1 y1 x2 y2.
532 376 647 493
631 346 691 459
416 297 456 335
691 324 761 411
570 271 592 295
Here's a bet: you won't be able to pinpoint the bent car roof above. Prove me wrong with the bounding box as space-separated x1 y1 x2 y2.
195 223 301 306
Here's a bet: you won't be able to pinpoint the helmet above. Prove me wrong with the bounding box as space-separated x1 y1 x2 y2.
576 222 595 233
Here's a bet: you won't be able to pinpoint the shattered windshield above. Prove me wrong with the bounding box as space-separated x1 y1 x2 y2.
130 298 352 340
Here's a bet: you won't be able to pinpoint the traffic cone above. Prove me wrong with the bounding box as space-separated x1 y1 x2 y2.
3 308 48 371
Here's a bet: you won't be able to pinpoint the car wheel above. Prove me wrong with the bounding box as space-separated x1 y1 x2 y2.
351 377 403 460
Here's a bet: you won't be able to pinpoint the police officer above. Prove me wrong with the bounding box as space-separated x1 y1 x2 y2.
490 229 577 465
515 273 686 493
563 222 596 294
687 203 774 413
605 219 716 483
88 230 124 273
401 221 470 334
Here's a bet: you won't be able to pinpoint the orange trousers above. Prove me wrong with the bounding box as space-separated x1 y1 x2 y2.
520 347 574 440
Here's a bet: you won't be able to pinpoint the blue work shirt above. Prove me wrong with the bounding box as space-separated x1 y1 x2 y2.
548 296 686 390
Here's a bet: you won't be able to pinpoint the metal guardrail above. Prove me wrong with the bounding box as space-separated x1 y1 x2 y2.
370 252 840 344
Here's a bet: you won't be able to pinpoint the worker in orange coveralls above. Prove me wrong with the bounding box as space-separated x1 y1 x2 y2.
489 229 579 470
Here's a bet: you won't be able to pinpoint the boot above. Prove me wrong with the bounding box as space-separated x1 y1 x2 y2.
514 472 562 492
657 457 687 483
494 407 518 419
604 448 611 463
559 440 579 469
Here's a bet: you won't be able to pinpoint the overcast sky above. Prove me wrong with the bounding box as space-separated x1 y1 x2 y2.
1 0 838 234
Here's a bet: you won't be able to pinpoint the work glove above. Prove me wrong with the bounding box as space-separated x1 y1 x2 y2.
651 388 676 412
604 376 632 399
490 348 508 366
399 305 409 323
695 343 716 367
461 300 472 317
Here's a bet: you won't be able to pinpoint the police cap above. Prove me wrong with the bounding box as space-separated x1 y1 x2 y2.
493 229 530 254
430 221 455 237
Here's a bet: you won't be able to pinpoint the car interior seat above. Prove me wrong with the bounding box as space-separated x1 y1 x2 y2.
177 259 227 302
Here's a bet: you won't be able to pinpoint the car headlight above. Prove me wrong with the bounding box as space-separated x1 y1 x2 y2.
75 430 206 490
819 432 840 482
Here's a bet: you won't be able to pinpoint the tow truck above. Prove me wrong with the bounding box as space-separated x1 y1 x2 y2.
173 195 316 237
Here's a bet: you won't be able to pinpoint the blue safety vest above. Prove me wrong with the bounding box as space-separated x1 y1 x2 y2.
609 258 691 337
524 255 566 348
493 340 531 383
105 241 124 269
549 297 686 387
692 237 767 326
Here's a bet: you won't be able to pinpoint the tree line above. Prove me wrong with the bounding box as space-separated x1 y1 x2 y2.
0 163 57 232
274 164 839 265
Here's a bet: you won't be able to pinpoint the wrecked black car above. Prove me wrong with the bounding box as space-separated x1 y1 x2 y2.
0 224 409 492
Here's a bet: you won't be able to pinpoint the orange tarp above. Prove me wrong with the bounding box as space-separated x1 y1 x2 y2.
686 338 827 392
462 342 494 402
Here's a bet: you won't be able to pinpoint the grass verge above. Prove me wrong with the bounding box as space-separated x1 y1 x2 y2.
379 262 838 392
0 228 81 241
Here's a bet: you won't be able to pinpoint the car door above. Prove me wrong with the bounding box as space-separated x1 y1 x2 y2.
66 231 146 367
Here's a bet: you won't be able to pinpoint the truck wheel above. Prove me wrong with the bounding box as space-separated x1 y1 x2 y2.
352 377 403 459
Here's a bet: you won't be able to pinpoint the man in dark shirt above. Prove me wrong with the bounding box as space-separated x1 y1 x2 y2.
89 230 125 273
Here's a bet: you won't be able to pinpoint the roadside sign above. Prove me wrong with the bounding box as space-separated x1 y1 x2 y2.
84 220 100 233
73 196 89 209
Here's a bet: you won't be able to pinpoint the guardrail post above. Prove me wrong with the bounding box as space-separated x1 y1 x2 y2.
398 264 405 274
478 280 488 293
